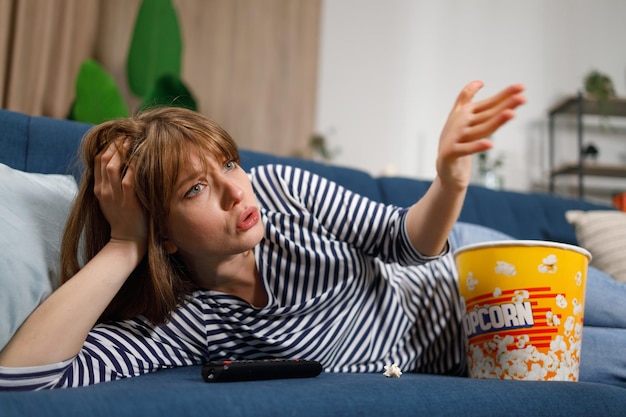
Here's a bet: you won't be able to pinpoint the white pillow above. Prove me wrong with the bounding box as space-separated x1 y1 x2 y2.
566 210 626 283
0 164 77 350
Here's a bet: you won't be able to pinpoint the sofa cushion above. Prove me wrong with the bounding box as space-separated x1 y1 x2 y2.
566 210 626 283
0 164 77 350
1 366 625 417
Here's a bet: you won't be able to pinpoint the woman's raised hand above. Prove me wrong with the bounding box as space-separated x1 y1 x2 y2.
436 81 526 190
404 81 525 257
93 140 147 246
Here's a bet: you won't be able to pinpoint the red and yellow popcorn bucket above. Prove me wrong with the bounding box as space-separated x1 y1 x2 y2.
454 240 590 381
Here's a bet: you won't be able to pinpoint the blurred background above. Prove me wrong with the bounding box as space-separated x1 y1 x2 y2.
2 0 626 201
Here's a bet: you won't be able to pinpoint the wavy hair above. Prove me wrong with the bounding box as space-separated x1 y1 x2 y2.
60 107 240 324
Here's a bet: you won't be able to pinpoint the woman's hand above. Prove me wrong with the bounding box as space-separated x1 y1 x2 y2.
406 81 525 256
94 141 147 246
436 81 526 190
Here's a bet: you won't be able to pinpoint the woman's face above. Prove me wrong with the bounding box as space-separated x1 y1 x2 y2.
164 148 264 270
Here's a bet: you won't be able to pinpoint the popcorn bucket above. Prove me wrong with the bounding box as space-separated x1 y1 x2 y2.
454 241 590 381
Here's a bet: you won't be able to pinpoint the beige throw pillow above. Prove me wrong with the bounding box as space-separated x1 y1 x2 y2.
565 210 626 283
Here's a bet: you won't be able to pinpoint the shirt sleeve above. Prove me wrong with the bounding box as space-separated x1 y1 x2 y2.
0 300 208 390
251 164 448 266
0 360 73 391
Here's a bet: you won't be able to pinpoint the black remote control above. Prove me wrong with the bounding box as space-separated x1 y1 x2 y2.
201 359 323 382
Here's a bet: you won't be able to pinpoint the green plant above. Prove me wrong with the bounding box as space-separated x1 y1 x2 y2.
584 70 615 120
308 133 338 161
70 59 129 124
69 0 196 124
474 136 505 189
584 70 615 100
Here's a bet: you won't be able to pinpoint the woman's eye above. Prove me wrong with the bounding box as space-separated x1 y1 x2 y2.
185 183 204 198
225 160 237 171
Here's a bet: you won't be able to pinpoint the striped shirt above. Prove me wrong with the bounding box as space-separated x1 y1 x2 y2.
0 164 464 390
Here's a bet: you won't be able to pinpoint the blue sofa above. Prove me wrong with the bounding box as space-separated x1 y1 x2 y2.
1 109 625 416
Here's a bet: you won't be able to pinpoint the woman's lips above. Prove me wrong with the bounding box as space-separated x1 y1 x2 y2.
237 207 260 232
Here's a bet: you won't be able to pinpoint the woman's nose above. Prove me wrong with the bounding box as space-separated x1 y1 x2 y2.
221 180 244 209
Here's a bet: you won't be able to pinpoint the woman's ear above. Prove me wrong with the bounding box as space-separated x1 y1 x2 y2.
162 238 178 255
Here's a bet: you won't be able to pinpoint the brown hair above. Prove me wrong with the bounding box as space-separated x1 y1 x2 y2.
60 107 240 324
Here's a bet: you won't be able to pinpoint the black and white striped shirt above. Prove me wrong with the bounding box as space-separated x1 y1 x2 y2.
0 165 464 390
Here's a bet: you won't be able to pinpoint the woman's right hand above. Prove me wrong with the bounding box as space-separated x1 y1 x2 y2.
93 141 147 247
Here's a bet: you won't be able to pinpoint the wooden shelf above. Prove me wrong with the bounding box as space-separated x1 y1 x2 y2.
549 95 626 117
548 92 626 199
550 163 626 178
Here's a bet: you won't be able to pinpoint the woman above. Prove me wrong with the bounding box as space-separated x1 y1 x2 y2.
0 81 526 389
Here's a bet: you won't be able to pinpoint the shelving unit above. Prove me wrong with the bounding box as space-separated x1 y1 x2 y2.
548 91 626 199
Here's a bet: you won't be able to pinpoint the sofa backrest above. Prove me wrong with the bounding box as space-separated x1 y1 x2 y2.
0 110 91 180
374 176 609 244
0 109 611 246
240 151 609 245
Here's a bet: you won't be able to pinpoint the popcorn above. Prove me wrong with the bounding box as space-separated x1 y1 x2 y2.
466 273 478 291
495 334 514 349
495 261 516 276
572 298 583 315
493 287 502 297
574 323 583 339
527 363 548 380
538 254 558 274
564 316 575 336
550 335 567 353
546 311 560 326
555 294 568 309
467 330 582 381
383 363 402 378
516 334 530 348
512 289 529 303
574 271 582 286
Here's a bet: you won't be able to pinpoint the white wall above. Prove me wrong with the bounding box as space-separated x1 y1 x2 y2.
315 0 626 193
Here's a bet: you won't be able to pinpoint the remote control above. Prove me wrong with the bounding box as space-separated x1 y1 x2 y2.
201 359 323 382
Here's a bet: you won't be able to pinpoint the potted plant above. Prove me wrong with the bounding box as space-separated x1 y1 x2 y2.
69 0 196 124
583 70 615 121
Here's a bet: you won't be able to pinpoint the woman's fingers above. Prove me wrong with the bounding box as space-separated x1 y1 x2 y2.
436 81 526 187
94 141 124 202
451 84 525 143
469 89 526 129
455 80 485 108
92 139 146 243
473 83 525 114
